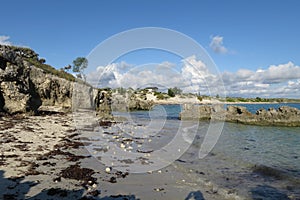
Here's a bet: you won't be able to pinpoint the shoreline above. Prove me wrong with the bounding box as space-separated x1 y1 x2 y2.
0 109 230 200
1 107 299 199
153 99 300 105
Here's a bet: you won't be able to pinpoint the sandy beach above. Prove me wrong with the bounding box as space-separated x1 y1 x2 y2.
0 108 233 200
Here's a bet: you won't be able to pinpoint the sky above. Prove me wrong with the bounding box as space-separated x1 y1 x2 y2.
1 0 300 98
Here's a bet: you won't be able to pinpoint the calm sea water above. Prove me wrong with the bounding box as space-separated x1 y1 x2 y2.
112 104 300 199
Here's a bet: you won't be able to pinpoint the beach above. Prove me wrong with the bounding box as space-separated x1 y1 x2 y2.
0 108 230 200
2 104 300 199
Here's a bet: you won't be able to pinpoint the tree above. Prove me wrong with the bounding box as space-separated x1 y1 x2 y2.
39 58 46 64
168 87 182 97
168 88 175 97
72 57 88 80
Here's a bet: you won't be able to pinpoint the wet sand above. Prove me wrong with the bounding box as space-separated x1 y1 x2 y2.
0 109 233 200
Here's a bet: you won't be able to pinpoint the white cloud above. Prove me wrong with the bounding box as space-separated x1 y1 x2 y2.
222 62 300 98
0 35 12 46
85 56 213 93
209 35 228 54
86 57 300 98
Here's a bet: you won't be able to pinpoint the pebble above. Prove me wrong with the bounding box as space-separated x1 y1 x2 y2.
105 167 111 173
120 143 126 148
92 183 97 188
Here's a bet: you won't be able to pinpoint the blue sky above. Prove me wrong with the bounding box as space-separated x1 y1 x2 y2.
1 0 300 97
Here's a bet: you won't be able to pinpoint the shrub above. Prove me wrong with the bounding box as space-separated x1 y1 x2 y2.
25 58 75 82
156 93 166 100
197 96 203 101
168 88 175 97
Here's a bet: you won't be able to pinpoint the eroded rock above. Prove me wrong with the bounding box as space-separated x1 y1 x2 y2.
180 104 300 126
0 45 113 119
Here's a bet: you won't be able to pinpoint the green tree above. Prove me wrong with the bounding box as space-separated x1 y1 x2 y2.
168 88 175 97
72 57 88 80
167 87 182 97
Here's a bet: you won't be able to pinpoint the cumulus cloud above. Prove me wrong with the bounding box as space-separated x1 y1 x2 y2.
85 56 215 93
0 35 12 46
221 62 300 98
209 35 228 54
85 56 300 98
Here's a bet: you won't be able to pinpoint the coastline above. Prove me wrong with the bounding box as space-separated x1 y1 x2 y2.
0 109 231 200
153 96 300 105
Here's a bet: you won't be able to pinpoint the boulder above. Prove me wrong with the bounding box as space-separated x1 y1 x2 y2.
112 92 154 111
227 106 251 115
95 90 113 120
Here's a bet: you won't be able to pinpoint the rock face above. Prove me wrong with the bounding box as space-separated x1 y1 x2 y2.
30 67 73 109
95 90 113 120
112 91 154 111
0 45 113 119
180 104 300 126
0 46 42 114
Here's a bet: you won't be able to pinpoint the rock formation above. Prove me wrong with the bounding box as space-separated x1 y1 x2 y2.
0 45 112 120
0 46 41 114
180 104 300 126
95 90 113 120
30 67 73 109
112 91 154 111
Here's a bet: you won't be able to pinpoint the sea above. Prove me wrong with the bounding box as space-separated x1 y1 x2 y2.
109 103 300 199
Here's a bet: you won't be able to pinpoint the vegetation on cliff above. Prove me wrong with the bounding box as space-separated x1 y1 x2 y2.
25 57 75 82
0 45 75 82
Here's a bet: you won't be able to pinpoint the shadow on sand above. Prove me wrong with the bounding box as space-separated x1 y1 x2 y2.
185 190 205 200
250 184 290 200
0 170 139 200
1 169 207 200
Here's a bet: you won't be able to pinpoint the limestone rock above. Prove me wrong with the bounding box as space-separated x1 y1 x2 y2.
30 67 73 109
180 104 300 127
95 90 113 120
0 54 41 114
112 91 154 111
0 44 113 120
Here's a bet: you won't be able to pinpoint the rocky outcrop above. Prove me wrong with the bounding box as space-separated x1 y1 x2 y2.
112 92 154 111
180 104 300 126
0 45 113 119
0 45 73 113
95 90 113 120
128 97 154 111
253 106 300 126
0 47 42 114
30 67 73 109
